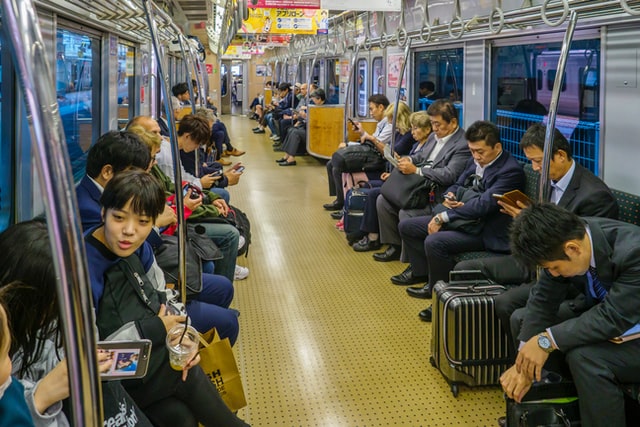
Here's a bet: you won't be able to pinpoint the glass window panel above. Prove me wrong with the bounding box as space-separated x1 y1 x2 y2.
413 48 464 125
117 43 135 129
56 28 101 182
372 57 384 96
356 58 368 117
491 39 600 174
325 58 340 105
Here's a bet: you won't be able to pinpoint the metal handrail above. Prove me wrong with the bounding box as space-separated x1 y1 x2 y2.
390 39 412 155
343 42 360 142
2 0 102 424
142 0 188 306
539 10 578 203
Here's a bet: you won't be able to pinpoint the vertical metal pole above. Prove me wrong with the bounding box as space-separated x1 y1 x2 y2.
539 11 578 203
343 43 360 141
142 0 188 306
2 0 102 424
391 39 412 154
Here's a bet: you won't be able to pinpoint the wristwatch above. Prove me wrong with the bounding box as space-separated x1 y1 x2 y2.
537 333 554 353
433 215 443 225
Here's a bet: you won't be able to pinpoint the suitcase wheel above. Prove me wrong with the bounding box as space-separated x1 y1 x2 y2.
429 356 436 368
451 384 459 398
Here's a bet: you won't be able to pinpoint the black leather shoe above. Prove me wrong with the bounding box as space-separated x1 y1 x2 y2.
373 245 401 262
346 231 366 246
390 266 427 286
323 200 343 211
330 211 343 220
353 236 382 252
419 306 433 322
278 161 296 166
406 283 433 299
497 416 506 427
275 158 287 163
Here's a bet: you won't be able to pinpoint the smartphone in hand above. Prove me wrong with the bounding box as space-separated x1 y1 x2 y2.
234 166 245 173
98 340 152 380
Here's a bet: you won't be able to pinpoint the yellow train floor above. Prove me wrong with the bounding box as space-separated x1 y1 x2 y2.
223 115 503 427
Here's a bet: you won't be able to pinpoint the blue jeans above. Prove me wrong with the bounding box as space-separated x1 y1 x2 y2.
198 222 239 282
209 188 230 204
186 272 239 345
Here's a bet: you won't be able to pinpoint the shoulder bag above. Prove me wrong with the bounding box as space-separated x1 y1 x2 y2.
380 168 436 210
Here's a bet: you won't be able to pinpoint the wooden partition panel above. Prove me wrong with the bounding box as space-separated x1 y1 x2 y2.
264 89 272 106
307 105 345 159
347 120 378 142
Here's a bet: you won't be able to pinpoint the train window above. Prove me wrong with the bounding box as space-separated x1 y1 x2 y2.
117 43 135 129
55 27 101 182
221 63 228 97
372 57 384 96
491 39 601 174
356 58 368 117
325 58 340 105
311 61 320 87
413 48 464 123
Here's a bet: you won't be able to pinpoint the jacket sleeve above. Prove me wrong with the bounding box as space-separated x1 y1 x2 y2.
420 143 471 187
20 378 68 427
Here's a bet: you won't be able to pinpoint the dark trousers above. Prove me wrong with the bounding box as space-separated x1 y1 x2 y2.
326 156 346 205
565 339 640 426
399 215 484 283
360 187 382 234
128 365 249 426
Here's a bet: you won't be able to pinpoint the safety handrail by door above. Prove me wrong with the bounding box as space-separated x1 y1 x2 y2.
142 0 188 306
390 39 412 155
2 0 103 424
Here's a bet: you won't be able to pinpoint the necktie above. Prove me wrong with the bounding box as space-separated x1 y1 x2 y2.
587 266 607 301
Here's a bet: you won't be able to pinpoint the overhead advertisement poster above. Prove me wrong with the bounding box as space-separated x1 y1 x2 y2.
243 8 327 35
321 0 401 11
248 0 321 8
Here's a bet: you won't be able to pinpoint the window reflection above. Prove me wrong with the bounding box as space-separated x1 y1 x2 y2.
356 58 368 117
372 57 384 97
492 39 600 173
56 28 100 182
117 43 135 129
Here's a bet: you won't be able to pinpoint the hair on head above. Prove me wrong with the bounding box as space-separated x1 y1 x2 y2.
509 203 586 268
426 99 458 123
100 169 166 221
85 131 151 179
520 123 573 159
368 94 390 109
177 114 211 145
465 120 501 148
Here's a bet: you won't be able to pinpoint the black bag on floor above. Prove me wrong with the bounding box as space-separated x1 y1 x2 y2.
195 205 252 257
343 187 370 234
430 270 510 397
506 382 581 426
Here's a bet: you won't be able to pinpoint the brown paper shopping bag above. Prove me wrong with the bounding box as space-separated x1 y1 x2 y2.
198 328 247 412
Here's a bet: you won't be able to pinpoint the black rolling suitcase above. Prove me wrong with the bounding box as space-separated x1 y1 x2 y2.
430 270 511 397
343 186 369 234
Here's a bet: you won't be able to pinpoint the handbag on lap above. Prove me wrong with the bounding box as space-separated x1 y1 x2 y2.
380 168 436 209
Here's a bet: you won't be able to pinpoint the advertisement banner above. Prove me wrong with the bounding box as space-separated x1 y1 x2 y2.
222 45 251 59
248 0 321 9
321 0 401 12
387 54 407 89
243 8 327 35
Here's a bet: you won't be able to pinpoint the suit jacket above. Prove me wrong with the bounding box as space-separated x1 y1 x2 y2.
557 163 618 219
519 217 640 351
411 127 471 194
444 151 525 252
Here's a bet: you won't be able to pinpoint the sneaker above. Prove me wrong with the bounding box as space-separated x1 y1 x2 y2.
238 235 246 251
253 129 266 134
252 127 260 131
234 265 249 280
269 134 280 140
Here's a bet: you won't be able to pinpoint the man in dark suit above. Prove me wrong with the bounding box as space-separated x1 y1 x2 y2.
447 124 619 355
397 121 525 320
501 203 640 427
374 99 470 264
418 81 438 100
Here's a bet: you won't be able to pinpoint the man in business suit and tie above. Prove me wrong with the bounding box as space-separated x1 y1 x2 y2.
444 124 619 354
397 121 525 320
374 99 470 265
501 203 640 427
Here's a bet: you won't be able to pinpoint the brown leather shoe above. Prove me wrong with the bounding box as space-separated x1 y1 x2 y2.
221 150 231 157
227 148 246 156
218 158 232 166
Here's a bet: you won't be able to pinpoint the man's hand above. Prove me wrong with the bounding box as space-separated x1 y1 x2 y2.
397 157 417 175
200 174 221 189
500 365 533 403
224 170 240 186
212 198 229 217
158 304 186 333
498 199 527 218
515 334 552 382
442 193 464 209
380 172 390 181
428 216 443 234
156 204 177 228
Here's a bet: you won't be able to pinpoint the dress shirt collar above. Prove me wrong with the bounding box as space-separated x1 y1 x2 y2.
435 127 458 145
552 160 576 199
88 175 104 194
474 150 503 178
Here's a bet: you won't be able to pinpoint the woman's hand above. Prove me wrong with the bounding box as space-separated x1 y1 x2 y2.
181 353 201 382
397 157 417 175
158 304 186 333
183 191 203 211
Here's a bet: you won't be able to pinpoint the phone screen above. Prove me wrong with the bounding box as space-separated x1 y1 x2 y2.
234 166 245 173
98 340 152 380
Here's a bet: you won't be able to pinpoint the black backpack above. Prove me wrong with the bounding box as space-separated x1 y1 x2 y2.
228 206 252 257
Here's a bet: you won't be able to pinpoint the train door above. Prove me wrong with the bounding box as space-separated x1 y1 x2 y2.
324 57 340 104
117 41 136 129
220 60 232 115
372 55 385 98
413 47 464 119
55 23 102 182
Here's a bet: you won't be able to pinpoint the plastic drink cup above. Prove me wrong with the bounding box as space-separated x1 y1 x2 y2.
166 324 198 371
